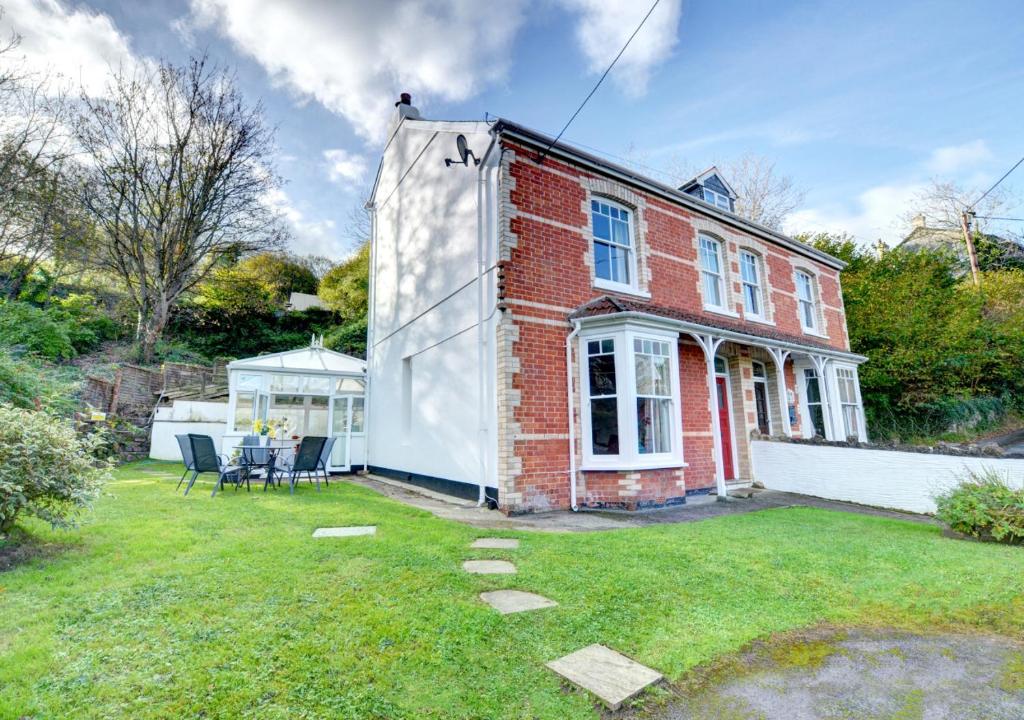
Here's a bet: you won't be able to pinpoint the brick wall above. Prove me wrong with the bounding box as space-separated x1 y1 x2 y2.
496 141 850 512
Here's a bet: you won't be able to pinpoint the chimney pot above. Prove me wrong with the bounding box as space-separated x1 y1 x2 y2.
396 92 412 107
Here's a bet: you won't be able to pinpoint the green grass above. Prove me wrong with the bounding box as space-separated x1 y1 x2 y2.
1 462 1023 719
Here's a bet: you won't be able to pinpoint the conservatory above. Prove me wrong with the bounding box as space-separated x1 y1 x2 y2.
223 338 366 472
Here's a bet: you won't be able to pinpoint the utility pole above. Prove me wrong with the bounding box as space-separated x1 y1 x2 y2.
960 209 981 287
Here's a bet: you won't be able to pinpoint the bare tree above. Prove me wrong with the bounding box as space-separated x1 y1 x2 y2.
299 254 335 282
724 153 806 231
904 179 1008 232
0 25 75 289
74 56 286 362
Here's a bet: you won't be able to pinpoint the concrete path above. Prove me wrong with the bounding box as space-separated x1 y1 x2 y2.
637 629 1024 720
351 474 936 533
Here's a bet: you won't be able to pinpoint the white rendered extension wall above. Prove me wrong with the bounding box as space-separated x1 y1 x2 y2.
751 440 1024 514
149 401 227 461
366 118 499 490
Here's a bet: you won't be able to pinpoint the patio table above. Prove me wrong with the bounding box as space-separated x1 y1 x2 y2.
232 439 299 490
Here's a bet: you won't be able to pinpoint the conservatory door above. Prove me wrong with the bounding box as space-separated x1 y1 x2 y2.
330 396 353 472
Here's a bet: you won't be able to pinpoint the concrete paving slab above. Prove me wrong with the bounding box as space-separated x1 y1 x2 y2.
471 538 520 549
312 526 376 538
480 590 557 614
547 644 662 710
462 559 516 574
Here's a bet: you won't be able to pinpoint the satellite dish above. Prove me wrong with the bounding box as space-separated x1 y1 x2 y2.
445 134 480 167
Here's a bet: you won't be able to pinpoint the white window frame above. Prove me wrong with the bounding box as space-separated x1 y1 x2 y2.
739 250 766 320
579 324 684 471
751 360 773 436
702 187 731 210
795 270 819 333
590 198 640 295
698 234 728 312
833 364 866 441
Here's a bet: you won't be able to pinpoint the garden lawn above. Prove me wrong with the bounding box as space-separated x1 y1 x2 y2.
2 462 1023 719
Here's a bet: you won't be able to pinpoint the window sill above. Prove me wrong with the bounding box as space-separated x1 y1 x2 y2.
594 278 651 298
581 459 688 472
703 305 741 319
744 315 775 327
801 327 830 339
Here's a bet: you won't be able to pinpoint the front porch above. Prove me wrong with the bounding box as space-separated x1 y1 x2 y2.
569 296 868 508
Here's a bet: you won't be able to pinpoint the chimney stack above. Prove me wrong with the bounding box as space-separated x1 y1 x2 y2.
394 92 421 122
912 213 927 229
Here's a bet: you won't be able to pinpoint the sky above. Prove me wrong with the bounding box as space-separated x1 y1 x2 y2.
1 0 1022 260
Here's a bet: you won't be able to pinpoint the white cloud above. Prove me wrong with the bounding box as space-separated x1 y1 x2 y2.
557 0 682 96
323 148 367 187
186 0 528 142
785 183 925 245
263 187 344 258
0 0 138 95
926 139 993 175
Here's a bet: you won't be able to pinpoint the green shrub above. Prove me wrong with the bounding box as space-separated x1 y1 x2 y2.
0 300 75 359
935 470 1024 544
0 405 112 533
0 350 81 415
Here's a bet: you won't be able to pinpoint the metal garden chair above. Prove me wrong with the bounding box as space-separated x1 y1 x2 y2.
183 434 243 497
280 436 327 494
175 433 195 491
316 436 338 485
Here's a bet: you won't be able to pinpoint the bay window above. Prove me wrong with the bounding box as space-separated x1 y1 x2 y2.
580 326 683 469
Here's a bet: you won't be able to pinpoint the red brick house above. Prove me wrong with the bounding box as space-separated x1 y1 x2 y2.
366 99 867 513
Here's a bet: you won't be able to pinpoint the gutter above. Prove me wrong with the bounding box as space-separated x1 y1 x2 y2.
565 320 582 511
490 120 846 272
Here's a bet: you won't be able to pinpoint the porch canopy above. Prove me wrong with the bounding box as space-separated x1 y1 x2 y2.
570 296 868 498
224 338 367 471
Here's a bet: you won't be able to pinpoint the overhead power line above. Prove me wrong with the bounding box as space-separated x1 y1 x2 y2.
973 215 1024 222
535 0 662 164
969 154 1024 209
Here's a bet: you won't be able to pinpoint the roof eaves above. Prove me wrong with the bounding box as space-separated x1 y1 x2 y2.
490 119 846 271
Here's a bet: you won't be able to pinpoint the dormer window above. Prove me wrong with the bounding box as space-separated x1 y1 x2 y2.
703 188 731 210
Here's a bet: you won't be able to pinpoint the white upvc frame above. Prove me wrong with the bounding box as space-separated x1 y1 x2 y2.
794 269 820 334
751 359 773 436
794 360 828 440
590 197 640 295
578 323 684 471
702 187 731 210
739 249 766 321
829 363 868 442
698 234 728 312
714 356 740 480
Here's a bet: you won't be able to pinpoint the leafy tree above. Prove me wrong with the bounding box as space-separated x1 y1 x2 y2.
319 242 369 319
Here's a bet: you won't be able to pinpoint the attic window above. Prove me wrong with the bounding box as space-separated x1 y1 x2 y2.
702 187 731 210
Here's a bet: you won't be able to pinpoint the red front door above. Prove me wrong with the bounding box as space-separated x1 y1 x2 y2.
715 376 736 480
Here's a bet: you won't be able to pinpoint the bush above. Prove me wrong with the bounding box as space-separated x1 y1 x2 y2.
0 405 112 533
0 296 121 360
0 350 82 415
935 470 1024 544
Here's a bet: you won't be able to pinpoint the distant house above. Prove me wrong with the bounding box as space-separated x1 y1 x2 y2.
897 214 1024 270
364 95 867 513
286 292 327 311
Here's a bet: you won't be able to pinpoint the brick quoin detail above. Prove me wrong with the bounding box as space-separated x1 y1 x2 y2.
496 141 852 513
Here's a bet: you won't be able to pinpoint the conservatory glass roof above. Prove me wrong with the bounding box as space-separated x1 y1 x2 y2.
227 344 365 375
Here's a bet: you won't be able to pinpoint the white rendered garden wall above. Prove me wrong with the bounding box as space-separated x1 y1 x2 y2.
149 401 228 461
751 440 1024 514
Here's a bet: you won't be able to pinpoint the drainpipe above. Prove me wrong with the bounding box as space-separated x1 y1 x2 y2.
475 138 498 506
362 202 377 474
566 320 582 511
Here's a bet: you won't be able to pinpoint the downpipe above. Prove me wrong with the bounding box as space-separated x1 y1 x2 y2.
566 320 581 511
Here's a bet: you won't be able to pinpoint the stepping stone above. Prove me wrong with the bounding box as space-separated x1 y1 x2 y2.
480 590 557 614
546 644 662 711
462 560 516 574
471 538 520 549
312 526 376 538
